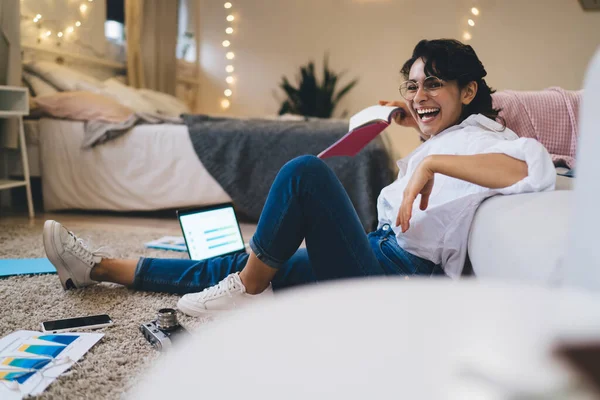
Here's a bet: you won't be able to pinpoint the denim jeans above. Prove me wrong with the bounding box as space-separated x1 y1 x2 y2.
133 155 444 294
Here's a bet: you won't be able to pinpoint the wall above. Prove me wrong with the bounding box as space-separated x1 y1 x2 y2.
198 0 600 158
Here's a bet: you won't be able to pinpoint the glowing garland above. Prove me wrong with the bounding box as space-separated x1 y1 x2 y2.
25 0 94 44
463 6 479 42
221 2 236 110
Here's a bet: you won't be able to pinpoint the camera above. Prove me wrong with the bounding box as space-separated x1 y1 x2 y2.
139 308 189 351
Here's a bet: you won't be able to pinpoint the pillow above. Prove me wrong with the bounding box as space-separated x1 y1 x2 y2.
33 92 134 123
22 71 59 97
138 88 190 116
24 61 104 92
100 78 159 114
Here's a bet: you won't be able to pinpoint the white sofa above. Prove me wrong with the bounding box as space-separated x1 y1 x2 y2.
469 174 574 283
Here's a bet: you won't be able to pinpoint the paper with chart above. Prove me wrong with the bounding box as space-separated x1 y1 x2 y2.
0 330 103 399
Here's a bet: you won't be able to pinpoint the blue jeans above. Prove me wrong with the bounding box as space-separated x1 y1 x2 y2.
133 155 444 294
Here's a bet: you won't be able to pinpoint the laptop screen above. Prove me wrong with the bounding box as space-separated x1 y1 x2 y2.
178 204 245 261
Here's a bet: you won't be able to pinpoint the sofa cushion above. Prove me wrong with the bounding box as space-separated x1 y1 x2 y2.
468 190 571 284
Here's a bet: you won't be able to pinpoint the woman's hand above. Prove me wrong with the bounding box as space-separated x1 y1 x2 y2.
378 100 419 130
397 157 435 233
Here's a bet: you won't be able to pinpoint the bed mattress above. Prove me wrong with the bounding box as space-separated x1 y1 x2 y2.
38 118 231 211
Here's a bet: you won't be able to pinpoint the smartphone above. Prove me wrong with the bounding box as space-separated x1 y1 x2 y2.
40 314 114 333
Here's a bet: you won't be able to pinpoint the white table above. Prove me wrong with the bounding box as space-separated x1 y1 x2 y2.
133 279 600 399
0 85 33 217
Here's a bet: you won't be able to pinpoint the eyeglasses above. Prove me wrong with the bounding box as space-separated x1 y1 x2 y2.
399 76 445 101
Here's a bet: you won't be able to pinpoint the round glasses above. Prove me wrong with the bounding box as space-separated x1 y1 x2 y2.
399 76 444 101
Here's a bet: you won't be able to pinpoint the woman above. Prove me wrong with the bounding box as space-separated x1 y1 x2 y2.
43 39 555 317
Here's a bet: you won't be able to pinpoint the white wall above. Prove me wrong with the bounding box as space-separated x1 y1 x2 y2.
198 0 600 157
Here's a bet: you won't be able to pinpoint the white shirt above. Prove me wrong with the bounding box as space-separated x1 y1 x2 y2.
376 114 556 279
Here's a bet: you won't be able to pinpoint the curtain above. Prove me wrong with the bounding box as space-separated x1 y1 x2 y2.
126 0 179 95
0 0 22 149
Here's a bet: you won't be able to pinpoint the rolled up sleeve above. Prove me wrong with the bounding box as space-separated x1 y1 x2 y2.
483 137 556 195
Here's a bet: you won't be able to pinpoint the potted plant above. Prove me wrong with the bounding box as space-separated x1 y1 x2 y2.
277 55 358 118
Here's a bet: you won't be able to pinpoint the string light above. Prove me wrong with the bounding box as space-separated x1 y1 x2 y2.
462 32 472 41
30 2 93 46
221 3 236 110
468 19 475 26
471 7 479 15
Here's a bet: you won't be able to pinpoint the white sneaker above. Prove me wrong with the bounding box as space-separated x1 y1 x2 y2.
177 273 274 317
43 220 109 290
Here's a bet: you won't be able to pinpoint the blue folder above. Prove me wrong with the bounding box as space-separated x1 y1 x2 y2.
0 258 57 277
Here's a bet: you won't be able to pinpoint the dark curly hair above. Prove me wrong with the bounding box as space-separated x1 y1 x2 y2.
400 39 501 124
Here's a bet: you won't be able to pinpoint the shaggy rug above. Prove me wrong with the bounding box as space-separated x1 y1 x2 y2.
0 222 256 399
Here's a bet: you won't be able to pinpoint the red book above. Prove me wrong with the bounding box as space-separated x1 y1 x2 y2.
318 105 405 158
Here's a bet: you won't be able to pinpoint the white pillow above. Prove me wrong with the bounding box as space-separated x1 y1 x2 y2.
22 71 58 96
24 61 104 92
100 78 158 114
138 88 190 116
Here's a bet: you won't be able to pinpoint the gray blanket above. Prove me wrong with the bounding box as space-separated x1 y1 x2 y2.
183 115 394 231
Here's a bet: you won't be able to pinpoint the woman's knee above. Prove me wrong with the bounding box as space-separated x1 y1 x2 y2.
281 155 329 179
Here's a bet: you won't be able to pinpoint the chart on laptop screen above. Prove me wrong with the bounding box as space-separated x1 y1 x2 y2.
180 207 245 260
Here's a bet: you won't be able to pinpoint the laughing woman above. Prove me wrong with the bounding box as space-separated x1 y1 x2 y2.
43 39 555 317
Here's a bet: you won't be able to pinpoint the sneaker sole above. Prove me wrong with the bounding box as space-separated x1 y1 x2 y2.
43 220 75 290
176 296 223 317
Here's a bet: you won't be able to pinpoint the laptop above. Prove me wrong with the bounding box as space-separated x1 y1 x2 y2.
176 202 247 261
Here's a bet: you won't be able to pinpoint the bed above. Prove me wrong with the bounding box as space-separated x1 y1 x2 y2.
17 119 231 211
13 52 394 230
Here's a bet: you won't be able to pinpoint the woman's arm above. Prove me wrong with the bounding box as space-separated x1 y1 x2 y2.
396 154 528 232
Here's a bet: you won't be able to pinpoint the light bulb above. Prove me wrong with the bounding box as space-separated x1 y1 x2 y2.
222 40 231 47
226 52 235 60
57 32 63 38
33 17 39 23
36 14 42 19
226 27 234 34
76 21 82 27
80 4 88 13
66 26 74 33
468 19 475 26
221 99 231 109
224 2 232 8
226 65 234 73
471 7 479 16
462 32 472 41
45 30 52 37
226 15 234 22
226 76 234 84
224 89 232 97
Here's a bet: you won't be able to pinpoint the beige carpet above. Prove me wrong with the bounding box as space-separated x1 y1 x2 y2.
0 222 246 399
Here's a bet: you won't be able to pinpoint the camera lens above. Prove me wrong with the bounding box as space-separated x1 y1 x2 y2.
156 308 179 331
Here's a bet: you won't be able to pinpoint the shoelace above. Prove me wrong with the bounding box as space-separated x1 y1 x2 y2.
192 274 246 301
66 232 111 266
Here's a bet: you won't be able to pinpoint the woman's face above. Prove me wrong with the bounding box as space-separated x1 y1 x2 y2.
406 58 470 138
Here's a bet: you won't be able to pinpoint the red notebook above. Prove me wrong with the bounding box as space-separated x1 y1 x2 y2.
318 105 405 159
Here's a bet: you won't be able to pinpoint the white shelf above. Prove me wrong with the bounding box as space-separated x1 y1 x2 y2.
0 179 28 190
0 86 29 117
